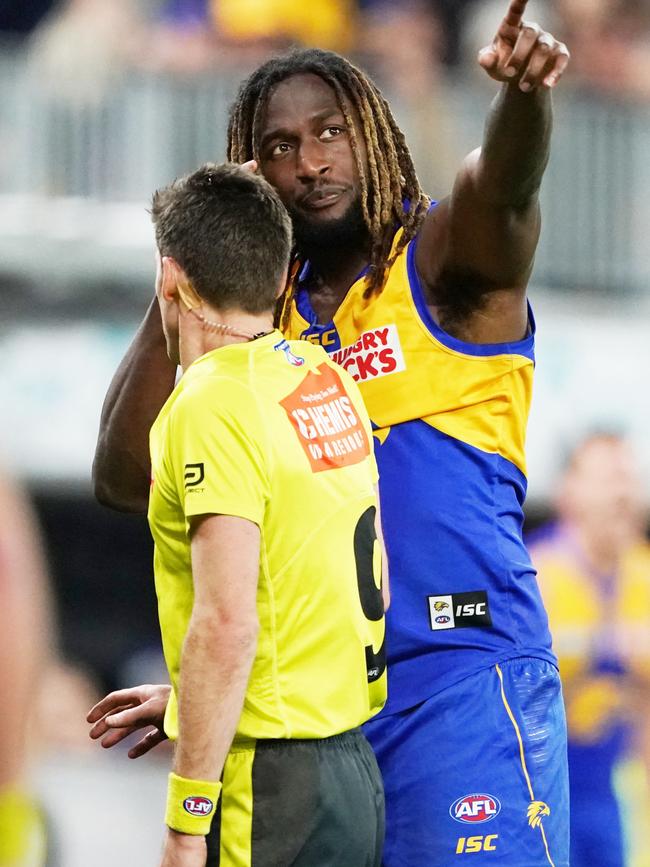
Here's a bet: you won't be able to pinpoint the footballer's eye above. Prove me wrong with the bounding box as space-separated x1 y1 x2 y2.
320 126 345 141
271 142 292 157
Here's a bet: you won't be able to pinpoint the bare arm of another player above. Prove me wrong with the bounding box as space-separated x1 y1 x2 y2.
93 299 178 513
0 476 50 788
93 162 259 515
160 514 260 865
417 0 570 343
0 475 50 860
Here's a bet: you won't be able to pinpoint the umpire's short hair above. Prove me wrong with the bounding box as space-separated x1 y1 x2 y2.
151 162 292 313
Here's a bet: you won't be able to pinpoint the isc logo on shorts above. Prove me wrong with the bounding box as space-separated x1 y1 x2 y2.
450 794 501 824
456 835 499 854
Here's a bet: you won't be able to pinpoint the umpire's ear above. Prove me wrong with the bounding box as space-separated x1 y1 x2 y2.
275 266 289 299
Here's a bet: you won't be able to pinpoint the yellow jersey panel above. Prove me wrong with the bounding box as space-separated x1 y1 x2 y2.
285 229 534 476
148 331 386 741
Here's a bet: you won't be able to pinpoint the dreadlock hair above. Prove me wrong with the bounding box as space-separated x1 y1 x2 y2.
227 48 430 329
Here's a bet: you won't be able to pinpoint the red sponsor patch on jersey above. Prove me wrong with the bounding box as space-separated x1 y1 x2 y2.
280 363 371 473
329 325 406 383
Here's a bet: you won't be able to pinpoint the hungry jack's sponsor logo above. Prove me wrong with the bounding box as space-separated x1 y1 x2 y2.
328 325 406 383
280 363 371 473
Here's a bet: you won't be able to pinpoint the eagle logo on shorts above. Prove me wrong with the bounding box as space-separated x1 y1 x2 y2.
433 601 449 611
527 801 550 829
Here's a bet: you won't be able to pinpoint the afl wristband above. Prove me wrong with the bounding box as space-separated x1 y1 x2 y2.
165 772 222 835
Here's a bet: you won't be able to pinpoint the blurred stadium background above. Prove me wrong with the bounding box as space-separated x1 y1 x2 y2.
2 0 650 864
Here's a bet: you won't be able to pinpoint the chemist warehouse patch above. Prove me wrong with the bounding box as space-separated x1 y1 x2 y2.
280 363 371 473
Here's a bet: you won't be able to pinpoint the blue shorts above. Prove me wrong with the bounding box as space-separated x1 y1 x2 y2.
364 657 569 866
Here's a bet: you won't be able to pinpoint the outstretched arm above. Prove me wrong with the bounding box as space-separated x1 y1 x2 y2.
0 475 51 864
0 476 50 788
417 0 570 343
93 300 177 513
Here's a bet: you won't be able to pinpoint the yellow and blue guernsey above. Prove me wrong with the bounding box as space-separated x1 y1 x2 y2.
531 526 650 867
284 224 556 716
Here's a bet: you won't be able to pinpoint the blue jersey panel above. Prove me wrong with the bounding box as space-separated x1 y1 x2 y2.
375 420 555 715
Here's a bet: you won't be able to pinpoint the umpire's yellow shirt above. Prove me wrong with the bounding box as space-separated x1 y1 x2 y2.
148 331 386 742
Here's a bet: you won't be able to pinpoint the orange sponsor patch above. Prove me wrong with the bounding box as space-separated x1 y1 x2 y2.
280 363 371 473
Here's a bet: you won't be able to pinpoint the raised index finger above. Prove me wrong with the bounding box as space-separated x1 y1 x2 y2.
503 0 528 27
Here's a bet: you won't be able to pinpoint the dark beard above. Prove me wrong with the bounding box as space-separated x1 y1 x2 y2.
288 197 369 269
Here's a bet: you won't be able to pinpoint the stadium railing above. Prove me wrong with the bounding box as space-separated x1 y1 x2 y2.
1 44 649 295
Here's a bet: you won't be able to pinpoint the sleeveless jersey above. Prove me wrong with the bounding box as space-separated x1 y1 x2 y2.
284 225 556 715
148 331 386 740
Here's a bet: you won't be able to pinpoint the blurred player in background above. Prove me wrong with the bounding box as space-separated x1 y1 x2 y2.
0 474 50 867
530 432 650 867
92 1 571 863
92 162 386 867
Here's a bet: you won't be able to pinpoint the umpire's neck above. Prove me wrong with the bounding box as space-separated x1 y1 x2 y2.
178 299 275 373
156 253 278 373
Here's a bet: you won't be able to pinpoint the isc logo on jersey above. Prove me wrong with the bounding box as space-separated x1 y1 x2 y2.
450 794 501 824
428 591 492 631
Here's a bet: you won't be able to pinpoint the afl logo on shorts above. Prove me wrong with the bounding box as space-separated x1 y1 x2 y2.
435 615 450 624
450 794 501 824
183 796 214 817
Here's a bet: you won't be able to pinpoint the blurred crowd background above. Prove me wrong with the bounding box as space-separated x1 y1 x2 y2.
1 0 650 864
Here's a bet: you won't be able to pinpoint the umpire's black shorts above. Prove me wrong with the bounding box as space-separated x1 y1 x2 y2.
206 728 384 866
